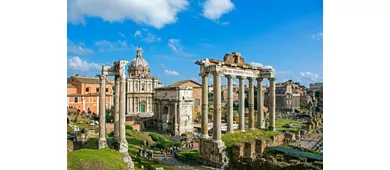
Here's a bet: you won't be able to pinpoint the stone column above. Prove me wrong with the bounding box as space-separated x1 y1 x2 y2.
213 72 222 142
238 76 246 132
201 73 209 139
248 77 255 130
119 73 128 153
256 78 265 129
269 78 276 131
174 102 179 135
114 75 120 143
98 75 108 149
226 75 234 133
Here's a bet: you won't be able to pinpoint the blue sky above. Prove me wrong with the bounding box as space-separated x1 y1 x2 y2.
67 0 323 87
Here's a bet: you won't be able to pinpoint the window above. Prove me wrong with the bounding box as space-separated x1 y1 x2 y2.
195 99 200 106
96 88 99 92
105 88 108 92
74 97 78 103
86 87 90 92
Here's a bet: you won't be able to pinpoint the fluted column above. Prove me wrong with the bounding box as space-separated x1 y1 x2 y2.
201 73 209 139
238 76 246 132
256 78 265 129
114 76 120 143
248 77 255 130
213 72 222 142
226 75 234 133
269 78 276 131
98 75 108 149
119 73 128 153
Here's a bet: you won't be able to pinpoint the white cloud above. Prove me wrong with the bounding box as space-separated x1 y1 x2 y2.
263 65 273 69
133 30 142 38
68 56 101 72
312 32 323 41
164 69 179 76
215 21 230 25
250 62 263 67
67 39 94 55
160 64 166 68
190 77 199 82
68 0 189 29
133 29 161 43
168 39 184 52
94 40 133 52
299 72 323 82
119 32 126 38
202 0 234 21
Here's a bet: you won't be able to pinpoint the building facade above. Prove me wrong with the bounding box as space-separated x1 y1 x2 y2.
67 75 113 115
126 47 159 116
153 86 194 135
265 80 301 113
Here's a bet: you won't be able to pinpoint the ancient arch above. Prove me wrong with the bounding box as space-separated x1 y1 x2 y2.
162 105 170 123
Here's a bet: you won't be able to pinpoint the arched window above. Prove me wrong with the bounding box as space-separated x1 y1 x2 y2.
74 97 78 103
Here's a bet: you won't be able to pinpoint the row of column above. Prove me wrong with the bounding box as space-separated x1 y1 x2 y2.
200 73 276 142
98 73 128 153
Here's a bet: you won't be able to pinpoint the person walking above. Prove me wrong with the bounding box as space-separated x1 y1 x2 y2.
163 151 167 160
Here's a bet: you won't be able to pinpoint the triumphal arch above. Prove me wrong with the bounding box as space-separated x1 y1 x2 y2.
195 52 276 169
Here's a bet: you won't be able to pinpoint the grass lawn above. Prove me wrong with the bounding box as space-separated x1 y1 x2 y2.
222 129 281 147
275 119 305 131
175 150 200 165
67 148 128 170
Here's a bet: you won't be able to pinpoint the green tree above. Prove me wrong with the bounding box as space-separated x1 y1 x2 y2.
105 106 114 123
315 91 321 99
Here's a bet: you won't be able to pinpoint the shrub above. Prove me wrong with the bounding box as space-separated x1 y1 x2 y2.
148 133 180 149
125 125 133 130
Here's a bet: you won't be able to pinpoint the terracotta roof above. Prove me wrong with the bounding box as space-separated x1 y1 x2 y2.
67 84 76 88
67 93 112 97
69 76 113 85
167 80 202 88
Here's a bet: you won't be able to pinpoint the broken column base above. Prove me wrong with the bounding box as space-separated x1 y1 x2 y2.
119 139 129 153
199 138 229 169
121 151 135 170
98 138 108 149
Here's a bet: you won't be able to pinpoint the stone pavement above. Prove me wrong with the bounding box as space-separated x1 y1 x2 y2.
153 157 198 170
297 132 323 150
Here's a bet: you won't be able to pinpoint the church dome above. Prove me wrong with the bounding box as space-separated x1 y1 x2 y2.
128 46 150 78
130 47 149 67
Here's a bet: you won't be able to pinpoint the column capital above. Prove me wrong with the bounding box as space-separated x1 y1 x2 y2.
269 77 276 82
199 72 209 77
212 71 223 76
256 77 264 82
225 74 235 79
247 77 255 81
99 75 107 83
237 76 247 80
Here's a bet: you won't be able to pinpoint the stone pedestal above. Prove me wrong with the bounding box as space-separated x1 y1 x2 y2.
244 142 255 159
255 139 266 159
232 143 244 161
199 138 229 169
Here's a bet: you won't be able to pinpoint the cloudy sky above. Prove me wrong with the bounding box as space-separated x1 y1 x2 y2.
67 0 323 87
